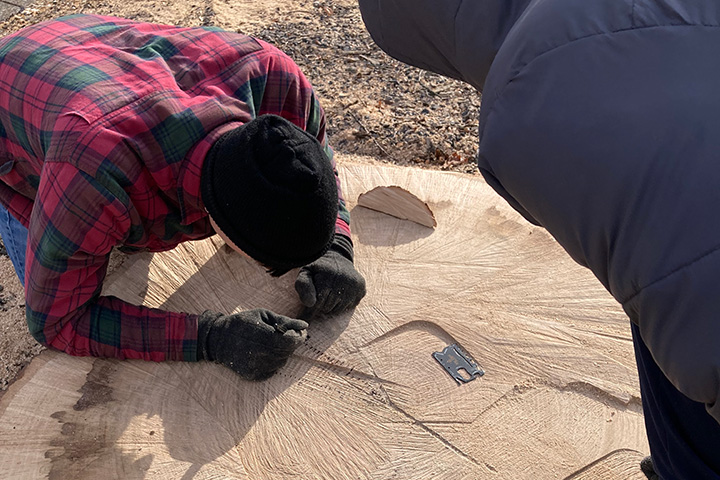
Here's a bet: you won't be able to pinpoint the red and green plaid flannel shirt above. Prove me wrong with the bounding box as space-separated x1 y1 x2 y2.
0 14 351 362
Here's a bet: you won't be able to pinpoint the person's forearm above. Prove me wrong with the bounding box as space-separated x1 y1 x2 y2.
27 294 199 362
324 143 352 238
305 92 351 238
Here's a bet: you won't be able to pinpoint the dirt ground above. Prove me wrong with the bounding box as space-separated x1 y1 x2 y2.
0 0 483 392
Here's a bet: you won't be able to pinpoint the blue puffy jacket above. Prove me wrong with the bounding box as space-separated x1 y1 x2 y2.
359 0 720 425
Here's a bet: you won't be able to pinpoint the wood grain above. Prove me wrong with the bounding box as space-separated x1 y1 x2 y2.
565 449 648 480
357 185 437 228
0 158 649 479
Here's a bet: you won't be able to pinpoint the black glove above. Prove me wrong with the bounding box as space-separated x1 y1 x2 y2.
640 456 659 480
197 309 307 380
295 234 367 315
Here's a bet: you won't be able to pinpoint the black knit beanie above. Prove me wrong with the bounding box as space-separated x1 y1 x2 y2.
201 114 338 271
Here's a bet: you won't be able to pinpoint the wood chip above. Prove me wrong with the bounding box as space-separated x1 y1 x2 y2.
357 185 437 228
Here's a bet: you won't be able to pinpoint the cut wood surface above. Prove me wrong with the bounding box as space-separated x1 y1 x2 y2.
357 185 437 228
565 449 648 479
0 159 649 479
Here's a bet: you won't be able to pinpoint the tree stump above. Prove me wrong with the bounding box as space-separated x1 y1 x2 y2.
0 159 648 479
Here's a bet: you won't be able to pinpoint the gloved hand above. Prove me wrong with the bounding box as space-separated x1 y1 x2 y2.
640 456 659 480
197 309 307 380
295 234 366 315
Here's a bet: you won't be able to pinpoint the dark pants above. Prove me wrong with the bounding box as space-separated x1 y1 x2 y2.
632 322 720 479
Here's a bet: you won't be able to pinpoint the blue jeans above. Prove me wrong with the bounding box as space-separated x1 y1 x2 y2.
0 203 27 287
